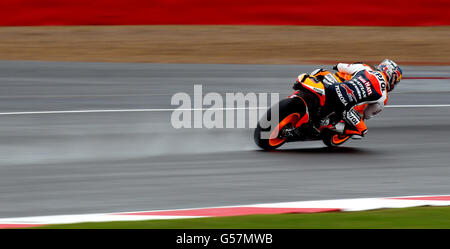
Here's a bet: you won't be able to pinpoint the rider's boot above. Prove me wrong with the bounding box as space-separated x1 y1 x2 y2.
343 109 368 139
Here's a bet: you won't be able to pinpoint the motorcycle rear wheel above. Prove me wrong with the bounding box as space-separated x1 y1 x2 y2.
254 97 308 150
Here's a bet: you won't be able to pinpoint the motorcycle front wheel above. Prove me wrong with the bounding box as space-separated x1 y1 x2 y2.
321 129 350 147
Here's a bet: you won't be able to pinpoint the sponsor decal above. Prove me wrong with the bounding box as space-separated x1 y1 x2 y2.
345 110 361 125
380 81 386 92
373 71 387 92
350 81 362 100
324 74 338 85
358 76 372 96
335 85 348 106
342 84 357 102
303 84 325 95
364 82 373 95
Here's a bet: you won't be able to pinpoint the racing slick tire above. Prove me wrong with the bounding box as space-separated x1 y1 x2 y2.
322 130 350 147
254 97 308 150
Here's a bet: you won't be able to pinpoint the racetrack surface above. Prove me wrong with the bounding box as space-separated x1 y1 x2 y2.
0 61 449 218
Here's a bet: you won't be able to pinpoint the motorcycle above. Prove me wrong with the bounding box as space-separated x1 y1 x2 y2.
254 69 367 150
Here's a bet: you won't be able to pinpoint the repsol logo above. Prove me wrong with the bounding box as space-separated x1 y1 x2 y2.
373 72 386 91
348 114 360 125
346 111 361 125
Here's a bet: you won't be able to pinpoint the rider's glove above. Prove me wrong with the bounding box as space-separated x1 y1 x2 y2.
332 64 338 71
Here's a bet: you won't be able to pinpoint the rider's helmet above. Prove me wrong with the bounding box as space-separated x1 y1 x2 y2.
376 59 403 92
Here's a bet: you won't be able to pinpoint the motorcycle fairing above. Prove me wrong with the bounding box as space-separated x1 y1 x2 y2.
296 73 326 106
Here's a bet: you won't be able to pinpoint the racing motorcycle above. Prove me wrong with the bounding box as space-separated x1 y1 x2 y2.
254 69 367 150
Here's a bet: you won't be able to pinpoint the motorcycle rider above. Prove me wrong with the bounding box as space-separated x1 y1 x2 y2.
295 59 403 139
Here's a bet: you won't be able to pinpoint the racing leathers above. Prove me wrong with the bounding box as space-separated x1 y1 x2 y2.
325 63 389 138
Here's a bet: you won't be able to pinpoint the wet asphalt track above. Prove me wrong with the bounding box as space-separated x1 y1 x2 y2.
0 61 449 218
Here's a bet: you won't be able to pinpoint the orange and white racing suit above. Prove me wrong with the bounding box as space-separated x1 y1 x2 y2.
325 63 389 137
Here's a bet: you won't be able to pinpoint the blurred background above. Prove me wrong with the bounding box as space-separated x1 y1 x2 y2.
0 0 449 65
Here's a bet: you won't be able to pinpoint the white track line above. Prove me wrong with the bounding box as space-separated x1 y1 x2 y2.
0 104 449 116
0 107 260 116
